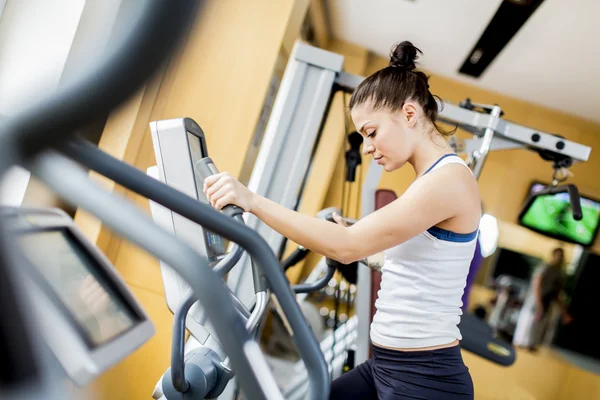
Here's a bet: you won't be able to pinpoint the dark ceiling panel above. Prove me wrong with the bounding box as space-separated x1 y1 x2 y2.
459 0 546 78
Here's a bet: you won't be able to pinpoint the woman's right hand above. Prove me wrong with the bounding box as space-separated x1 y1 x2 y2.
203 172 256 212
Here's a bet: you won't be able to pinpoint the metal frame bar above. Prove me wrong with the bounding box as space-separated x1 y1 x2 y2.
436 101 591 166
470 105 503 179
354 159 383 364
228 41 344 308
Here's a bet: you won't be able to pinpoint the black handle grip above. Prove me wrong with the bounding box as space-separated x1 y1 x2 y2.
171 294 197 392
282 247 310 272
292 264 336 294
567 185 583 221
251 259 268 293
222 204 244 218
194 158 244 217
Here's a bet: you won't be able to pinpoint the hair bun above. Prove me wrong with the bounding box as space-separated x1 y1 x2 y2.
389 41 422 71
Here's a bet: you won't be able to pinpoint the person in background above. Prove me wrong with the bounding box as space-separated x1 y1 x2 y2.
513 248 573 351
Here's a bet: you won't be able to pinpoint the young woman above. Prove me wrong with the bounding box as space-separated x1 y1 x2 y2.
204 41 479 399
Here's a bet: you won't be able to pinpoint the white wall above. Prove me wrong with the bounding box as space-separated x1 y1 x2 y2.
0 167 31 206
0 0 86 116
0 0 124 206
0 0 84 205
0 0 7 20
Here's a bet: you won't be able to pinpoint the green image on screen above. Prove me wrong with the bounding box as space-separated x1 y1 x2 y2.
520 191 600 246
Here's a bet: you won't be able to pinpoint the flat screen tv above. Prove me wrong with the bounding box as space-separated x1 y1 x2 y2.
519 182 600 247
490 247 542 282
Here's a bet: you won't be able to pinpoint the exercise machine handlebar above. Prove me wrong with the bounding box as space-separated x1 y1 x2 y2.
292 264 336 294
59 139 330 400
195 157 268 295
282 247 310 272
194 158 244 219
518 184 583 222
567 185 583 221
28 151 272 399
213 241 244 276
170 236 250 395
171 294 196 393
291 208 355 293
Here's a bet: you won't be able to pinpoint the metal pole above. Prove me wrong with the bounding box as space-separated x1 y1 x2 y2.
470 105 502 179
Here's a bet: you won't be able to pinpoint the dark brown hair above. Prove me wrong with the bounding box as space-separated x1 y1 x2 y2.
349 41 455 137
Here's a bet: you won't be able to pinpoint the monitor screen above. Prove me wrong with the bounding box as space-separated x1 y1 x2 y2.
519 183 600 246
18 229 139 348
187 131 226 261
490 247 542 281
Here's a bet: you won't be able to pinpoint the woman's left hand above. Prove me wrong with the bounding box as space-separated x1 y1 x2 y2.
203 172 255 212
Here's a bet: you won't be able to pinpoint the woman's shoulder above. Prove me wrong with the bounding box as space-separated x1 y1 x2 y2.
421 161 480 208
413 160 481 230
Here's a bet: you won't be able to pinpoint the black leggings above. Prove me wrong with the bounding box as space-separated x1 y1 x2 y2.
330 344 474 400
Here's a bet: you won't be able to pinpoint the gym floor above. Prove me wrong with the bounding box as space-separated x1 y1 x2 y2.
263 335 600 400
463 345 600 400
464 285 600 399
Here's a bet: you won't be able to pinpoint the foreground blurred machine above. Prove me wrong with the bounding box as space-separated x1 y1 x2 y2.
2 206 155 385
0 1 325 399
0 1 202 399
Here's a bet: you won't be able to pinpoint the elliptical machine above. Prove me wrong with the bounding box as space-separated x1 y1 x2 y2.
146 117 343 399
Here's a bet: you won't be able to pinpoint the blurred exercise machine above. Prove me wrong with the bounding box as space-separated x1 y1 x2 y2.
0 1 201 399
146 118 337 399
1 207 154 385
104 41 588 399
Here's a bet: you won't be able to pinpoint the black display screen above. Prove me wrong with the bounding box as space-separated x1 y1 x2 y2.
187 132 226 261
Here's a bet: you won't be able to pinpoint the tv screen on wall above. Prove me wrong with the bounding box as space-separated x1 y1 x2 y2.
519 182 600 247
490 247 542 282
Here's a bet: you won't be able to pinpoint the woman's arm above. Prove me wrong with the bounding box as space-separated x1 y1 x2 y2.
204 165 474 263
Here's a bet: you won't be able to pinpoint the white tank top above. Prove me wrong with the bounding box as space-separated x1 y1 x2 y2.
370 154 478 349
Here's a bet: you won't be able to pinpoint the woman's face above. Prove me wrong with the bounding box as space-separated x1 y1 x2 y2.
350 102 417 172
